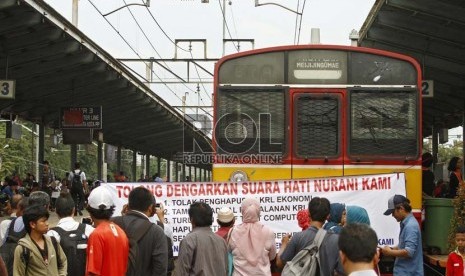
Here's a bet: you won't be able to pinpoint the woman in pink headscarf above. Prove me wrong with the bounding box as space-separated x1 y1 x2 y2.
228 198 276 275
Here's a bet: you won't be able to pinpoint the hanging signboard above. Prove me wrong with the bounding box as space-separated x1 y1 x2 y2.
0 80 15 99
102 172 406 256
60 106 102 129
422 80 434 98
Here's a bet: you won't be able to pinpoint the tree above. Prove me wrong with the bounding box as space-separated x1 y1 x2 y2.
448 184 465 252
423 139 463 165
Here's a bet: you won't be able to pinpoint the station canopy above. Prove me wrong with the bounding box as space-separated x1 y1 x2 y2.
0 0 212 168
359 0 465 137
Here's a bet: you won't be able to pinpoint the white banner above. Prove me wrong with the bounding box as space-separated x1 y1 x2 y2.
102 172 406 255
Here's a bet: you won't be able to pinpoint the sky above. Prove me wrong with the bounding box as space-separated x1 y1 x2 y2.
43 0 376 112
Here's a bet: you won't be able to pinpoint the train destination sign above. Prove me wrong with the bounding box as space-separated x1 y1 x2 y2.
218 49 416 85
60 106 102 129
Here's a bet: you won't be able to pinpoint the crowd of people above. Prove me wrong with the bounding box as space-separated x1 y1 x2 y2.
0 190 462 275
0 184 430 276
0 153 464 275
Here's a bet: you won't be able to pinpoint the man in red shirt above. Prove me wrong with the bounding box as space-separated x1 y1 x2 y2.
86 186 129 276
215 207 235 239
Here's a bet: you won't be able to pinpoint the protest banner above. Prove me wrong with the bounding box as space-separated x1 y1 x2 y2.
103 172 405 255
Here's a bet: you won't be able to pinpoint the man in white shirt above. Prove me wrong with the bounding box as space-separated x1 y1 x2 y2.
47 193 94 242
338 223 379 276
68 162 87 216
47 193 94 276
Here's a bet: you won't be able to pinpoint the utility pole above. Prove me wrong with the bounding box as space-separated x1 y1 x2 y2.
72 0 78 26
222 0 226 56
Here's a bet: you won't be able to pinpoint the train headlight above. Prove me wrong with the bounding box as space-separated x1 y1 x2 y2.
230 170 248 182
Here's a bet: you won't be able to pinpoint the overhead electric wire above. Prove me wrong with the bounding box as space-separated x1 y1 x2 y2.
89 0 213 113
138 0 212 103
296 0 308 45
143 5 190 53
122 0 163 61
120 0 201 99
229 2 239 40
218 0 239 52
189 51 212 103
87 0 183 102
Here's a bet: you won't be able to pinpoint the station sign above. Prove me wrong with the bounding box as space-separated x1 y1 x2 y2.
422 80 434 98
0 80 15 99
60 106 102 129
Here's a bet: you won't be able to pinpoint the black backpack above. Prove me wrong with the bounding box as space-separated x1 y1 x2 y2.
72 171 83 190
113 216 152 276
51 223 88 276
0 217 27 276
156 220 175 273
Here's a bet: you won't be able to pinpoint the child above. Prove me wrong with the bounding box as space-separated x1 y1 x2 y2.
446 225 465 276
13 204 67 276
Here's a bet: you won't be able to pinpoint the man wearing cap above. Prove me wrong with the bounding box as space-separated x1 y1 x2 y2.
86 186 129 276
216 207 235 239
381 194 423 275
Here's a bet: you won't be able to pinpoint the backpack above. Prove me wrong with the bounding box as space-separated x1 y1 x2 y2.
20 236 62 275
0 217 27 276
71 171 83 190
156 220 175 273
51 223 88 276
113 216 152 276
282 228 327 276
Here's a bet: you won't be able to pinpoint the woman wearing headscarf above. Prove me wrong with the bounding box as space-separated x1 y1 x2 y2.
228 198 276 276
341 205 379 275
342 205 371 226
448 156 463 198
323 203 345 233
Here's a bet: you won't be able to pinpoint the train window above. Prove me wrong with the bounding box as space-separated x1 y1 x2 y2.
215 88 285 156
350 52 417 85
349 90 418 157
295 95 339 158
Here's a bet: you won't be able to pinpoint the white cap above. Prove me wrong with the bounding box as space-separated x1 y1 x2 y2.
217 207 234 223
88 186 114 210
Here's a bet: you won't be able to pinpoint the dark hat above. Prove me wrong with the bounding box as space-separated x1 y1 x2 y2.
383 194 408 216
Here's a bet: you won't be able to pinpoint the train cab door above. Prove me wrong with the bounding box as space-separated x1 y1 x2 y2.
290 89 345 179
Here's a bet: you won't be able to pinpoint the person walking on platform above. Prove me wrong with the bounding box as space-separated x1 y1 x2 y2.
68 162 87 216
382 194 423 275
